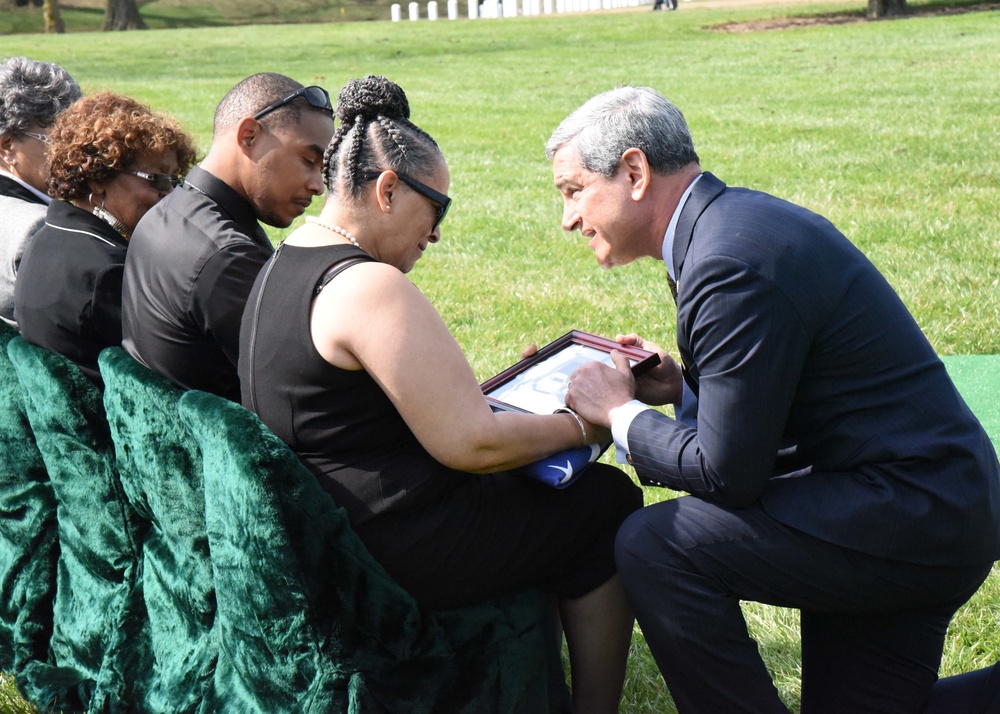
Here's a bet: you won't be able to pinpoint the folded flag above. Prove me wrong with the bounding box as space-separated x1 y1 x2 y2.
514 441 609 489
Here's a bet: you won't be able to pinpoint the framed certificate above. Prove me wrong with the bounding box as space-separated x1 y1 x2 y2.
481 330 660 414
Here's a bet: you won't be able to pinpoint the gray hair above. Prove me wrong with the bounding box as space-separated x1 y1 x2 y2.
545 86 699 177
0 57 81 139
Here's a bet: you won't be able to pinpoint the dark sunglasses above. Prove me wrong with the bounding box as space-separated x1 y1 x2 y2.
363 170 452 229
131 171 184 192
251 85 333 122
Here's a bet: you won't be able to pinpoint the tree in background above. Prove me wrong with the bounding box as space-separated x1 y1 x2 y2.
868 0 907 17
12 0 63 32
44 0 65 32
12 0 145 31
103 0 147 29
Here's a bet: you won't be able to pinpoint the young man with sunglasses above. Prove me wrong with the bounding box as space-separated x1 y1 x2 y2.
121 73 336 401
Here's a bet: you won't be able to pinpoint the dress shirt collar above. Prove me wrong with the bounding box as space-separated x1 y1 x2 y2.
45 199 130 249
183 165 273 252
0 169 51 205
661 172 703 280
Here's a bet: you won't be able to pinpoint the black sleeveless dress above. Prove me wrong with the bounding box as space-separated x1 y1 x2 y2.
239 243 642 610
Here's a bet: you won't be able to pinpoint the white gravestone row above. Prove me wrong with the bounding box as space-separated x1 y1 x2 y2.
392 0 649 21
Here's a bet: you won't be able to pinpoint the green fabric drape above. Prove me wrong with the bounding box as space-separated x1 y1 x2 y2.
7 337 141 712
5 342 567 710
98 347 217 713
179 389 570 713
0 325 57 685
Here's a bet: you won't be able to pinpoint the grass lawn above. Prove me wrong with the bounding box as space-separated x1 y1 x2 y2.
0 0 398 33
2 0 999 711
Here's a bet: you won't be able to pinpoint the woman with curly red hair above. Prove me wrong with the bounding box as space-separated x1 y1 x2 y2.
14 92 197 384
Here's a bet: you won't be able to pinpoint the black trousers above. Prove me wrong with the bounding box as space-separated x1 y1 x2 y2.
615 496 993 714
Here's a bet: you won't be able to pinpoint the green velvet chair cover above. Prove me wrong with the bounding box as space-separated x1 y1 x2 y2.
6 336 141 712
178 389 570 713
98 347 217 713
0 325 57 682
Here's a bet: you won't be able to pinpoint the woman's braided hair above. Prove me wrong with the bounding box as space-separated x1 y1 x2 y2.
323 75 441 198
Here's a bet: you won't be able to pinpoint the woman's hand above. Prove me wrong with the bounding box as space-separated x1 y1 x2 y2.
580 413 612 445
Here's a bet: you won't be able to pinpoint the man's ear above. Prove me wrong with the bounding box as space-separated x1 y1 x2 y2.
620 148 651 201
234 117 261 157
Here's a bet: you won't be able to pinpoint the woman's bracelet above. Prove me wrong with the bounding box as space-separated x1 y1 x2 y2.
555 407 588 446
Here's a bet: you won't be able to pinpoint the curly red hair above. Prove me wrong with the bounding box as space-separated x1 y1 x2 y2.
46 92 197 202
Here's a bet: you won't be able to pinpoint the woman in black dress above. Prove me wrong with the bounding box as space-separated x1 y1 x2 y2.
239 75 642 714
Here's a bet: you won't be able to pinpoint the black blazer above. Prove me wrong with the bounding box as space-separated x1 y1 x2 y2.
14 199 128 385
626 172 1000 566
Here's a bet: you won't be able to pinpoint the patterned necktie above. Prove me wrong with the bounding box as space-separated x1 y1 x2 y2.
667 275 678 304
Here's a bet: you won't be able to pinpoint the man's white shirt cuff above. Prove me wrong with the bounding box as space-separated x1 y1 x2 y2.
610 400 650 463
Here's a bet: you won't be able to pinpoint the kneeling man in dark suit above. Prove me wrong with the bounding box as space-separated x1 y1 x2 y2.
546 86 1000 713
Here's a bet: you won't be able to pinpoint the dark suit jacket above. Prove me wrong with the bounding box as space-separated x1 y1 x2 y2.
14 199 128 385
627 172 1000 566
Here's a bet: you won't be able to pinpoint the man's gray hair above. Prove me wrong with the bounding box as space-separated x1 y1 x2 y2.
545 86 699 177
0 57 81 139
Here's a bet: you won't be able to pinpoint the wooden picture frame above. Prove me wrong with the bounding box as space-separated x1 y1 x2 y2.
481 330 660 414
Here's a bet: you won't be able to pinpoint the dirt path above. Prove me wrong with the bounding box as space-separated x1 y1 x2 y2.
646 0 999 31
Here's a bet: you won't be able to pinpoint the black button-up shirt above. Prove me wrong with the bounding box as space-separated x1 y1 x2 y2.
121 166 273 401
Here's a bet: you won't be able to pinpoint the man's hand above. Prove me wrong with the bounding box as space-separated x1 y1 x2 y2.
523 341 612 442
616 333 683 406
566 351 637 428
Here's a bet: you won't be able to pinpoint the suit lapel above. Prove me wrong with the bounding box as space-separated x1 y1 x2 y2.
671 172 726 400
671 172 726 283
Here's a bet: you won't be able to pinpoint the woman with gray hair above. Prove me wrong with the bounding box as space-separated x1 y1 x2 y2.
0 56 81 328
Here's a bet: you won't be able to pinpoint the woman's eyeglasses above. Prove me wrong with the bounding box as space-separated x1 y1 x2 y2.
252 86 334 122
21 131 50 145
363 170 452 230
131 171 184 192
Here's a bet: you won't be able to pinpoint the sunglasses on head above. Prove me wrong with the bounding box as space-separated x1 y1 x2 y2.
251 85 333 122
131 171 184 192
363 170 452 230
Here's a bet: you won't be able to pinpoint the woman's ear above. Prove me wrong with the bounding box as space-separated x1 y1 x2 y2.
0 134 16 168
85 181 108 209
374 170 400 214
